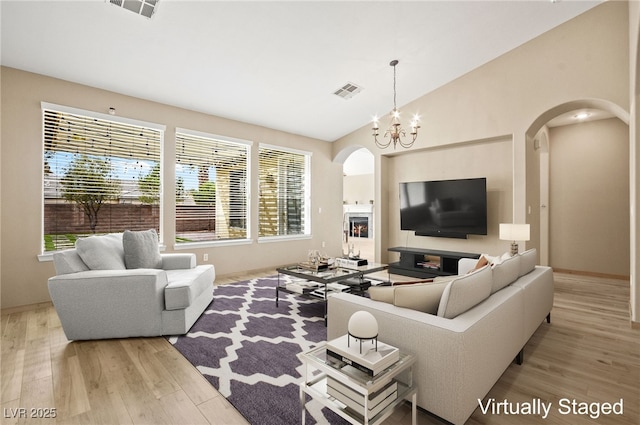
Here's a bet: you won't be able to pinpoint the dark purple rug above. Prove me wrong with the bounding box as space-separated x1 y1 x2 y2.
167 275 348 425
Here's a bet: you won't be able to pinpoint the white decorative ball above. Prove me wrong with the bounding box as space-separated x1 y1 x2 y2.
348 311 378 339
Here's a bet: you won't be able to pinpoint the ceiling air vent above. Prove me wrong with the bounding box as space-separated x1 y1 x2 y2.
333 82 363 100
109 0 159 19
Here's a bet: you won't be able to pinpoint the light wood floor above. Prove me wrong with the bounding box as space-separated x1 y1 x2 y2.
1 271 638 424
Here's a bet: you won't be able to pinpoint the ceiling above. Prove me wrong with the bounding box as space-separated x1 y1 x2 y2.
1 0 602 142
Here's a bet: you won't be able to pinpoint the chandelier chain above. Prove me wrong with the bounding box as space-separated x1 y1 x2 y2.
393 63 397 110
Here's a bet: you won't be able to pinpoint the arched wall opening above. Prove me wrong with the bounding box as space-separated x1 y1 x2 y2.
335 146 375 260
526 99 631 279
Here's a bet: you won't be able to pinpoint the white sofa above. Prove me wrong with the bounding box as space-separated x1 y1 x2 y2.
327 249 553 425
48 231 215 340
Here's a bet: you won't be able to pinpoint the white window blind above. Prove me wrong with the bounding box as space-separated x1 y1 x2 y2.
258 145 310 238
43 106 162 252
175 130 250 243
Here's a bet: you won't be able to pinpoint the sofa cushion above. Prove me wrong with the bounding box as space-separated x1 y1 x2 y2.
52 249 90 275
76 233 126 270
490 252 512 265
123 229 162 269
490 254 520 293
394 281 448 314
519 248 537 277
437 265 492 319
164 265 214 310
368 286 395 304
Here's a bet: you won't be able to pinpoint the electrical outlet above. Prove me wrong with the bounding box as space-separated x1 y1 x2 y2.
203 253 209 262
322 241 326 248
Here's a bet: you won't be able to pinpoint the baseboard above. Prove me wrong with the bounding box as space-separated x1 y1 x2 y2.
552 268 629 281
1 301 53 315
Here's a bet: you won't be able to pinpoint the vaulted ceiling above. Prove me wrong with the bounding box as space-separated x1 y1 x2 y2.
0 0 601 142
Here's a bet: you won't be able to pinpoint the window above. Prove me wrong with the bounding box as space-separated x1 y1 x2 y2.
258 144 311 239
42 103 163 252
175 129 251 244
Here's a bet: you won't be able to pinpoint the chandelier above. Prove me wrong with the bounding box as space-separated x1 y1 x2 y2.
372 60 420 149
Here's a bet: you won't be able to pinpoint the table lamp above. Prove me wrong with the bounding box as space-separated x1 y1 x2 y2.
499 223 530 256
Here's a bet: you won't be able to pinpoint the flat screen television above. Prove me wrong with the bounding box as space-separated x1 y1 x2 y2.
399 177 487 239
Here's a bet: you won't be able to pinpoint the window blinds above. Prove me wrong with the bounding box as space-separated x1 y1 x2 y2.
258 145 310 238
43 108 162 251
175 130 250 243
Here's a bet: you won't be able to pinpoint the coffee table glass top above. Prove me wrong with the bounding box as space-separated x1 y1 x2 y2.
277 264 361 283
277 262 388 284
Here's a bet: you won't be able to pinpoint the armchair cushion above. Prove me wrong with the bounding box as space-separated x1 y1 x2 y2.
76 233 126 270
123 229 162 269
164 266 214 310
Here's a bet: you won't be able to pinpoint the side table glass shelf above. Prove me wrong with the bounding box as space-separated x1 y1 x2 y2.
298 343 417 425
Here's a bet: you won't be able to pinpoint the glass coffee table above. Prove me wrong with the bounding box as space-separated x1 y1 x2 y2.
298 342 417 425
275 262 388 324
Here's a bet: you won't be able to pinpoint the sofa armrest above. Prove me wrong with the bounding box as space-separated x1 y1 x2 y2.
48 269 168 340
161 253 196 270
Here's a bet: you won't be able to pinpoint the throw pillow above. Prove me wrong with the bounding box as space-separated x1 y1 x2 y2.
437 265 492 319
75 233 126 270
394 281 449 314
490 254 520 293
471 255 489 273
368 286 395 304
519 248 537 277
123 229 162 269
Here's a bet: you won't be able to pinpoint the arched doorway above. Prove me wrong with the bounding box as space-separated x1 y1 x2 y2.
340 147 375 260
527 100 630 277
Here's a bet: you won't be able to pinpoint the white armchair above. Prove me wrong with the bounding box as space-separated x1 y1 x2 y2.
47 231 215 340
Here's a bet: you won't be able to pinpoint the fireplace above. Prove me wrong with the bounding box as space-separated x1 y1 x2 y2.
343 203 374 240
349 216 369 238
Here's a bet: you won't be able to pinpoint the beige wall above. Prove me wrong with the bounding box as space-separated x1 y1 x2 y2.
343 174 374 205
0 67 343 309
385 137 513 260
334 1 629 261
549 118 630 276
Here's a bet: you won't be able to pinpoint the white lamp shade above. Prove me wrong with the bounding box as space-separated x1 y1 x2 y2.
499 223 530 241
348 311 378 339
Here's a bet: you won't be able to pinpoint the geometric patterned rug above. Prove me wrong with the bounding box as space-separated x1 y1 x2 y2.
167 275 349 425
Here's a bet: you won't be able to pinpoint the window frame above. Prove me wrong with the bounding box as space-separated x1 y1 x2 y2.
39 102 165 260
173 128 253 250
257 143 312 243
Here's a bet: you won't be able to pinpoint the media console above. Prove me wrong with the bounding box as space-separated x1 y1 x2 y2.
388 247 480 279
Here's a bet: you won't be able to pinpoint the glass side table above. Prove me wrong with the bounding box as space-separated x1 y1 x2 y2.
298 342 416 425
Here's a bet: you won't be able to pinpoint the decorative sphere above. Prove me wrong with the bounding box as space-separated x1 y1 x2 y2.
348 311 378 339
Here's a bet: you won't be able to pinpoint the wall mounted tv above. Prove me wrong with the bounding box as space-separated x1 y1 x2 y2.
399 177 487 239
